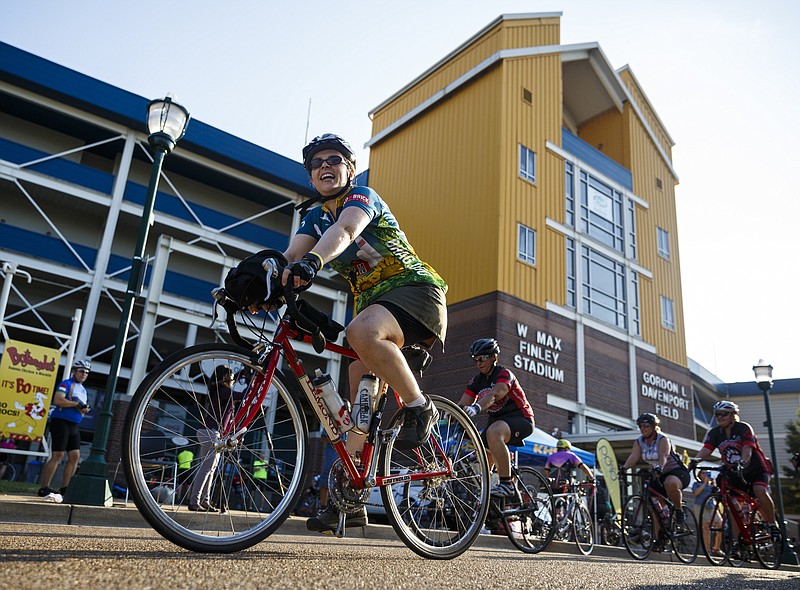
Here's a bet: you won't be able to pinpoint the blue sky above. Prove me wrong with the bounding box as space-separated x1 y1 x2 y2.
3 1 799 383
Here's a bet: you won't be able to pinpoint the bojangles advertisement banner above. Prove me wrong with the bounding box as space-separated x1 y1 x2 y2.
0 339 61 441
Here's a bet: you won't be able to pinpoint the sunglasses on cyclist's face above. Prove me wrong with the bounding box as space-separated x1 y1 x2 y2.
637 423 653 429
472 354 492 363
715 412 732 418
75 369 89 374
309 155 347 170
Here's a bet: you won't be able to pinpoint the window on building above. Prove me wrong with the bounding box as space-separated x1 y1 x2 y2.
657 226 670 260
565 161 575 227
519 144 536 183
661 295 675 330
580 171 625 252
566 240 639 334
518 224 536 265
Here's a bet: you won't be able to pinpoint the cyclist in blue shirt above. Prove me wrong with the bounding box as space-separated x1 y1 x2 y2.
38 360 92 502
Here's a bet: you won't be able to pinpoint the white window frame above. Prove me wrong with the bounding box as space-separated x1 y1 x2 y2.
517 223 536 265
657 226 670 260
660 295 675 330
519 144 536 183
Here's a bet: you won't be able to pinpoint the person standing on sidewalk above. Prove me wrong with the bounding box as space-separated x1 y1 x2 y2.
38 360 92 503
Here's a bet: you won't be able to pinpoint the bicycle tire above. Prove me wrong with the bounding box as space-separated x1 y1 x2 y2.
572 501 594 555
700 494 730 565
122 343 309 553
502 466 555 554
622 494 654 560
669 504 699 563
379 395 490 559
752 504 782 569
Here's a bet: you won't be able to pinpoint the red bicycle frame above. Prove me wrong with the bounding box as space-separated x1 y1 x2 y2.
223 313 453 493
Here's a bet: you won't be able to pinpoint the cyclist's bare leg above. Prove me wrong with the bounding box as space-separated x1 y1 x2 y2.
40 450 65 489
486 421 512 479
345 305 423 406
752 484 777 524
664 474 684 513
62 449 80 488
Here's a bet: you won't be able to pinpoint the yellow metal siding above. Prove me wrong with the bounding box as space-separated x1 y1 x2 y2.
369 66 505 305
371 16 561 137
496 54 563 306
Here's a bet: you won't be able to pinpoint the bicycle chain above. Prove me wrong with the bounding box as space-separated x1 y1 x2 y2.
327 458 370 514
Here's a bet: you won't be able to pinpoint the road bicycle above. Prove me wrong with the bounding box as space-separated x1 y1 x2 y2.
696 464 783 569
620 468 699 563
484 454 555 554
122 288 490 559
543 479 595 555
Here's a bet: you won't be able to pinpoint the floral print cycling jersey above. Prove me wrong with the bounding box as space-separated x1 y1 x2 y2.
296 186 447 313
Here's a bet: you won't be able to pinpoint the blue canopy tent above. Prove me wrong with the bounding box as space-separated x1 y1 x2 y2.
514 428 596 467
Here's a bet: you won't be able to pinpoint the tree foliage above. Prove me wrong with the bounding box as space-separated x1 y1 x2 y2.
782 407 800 513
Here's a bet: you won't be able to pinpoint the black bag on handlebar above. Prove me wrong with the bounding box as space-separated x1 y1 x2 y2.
222 249 288 310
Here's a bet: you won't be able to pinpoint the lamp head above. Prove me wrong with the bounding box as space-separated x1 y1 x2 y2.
146 94 190 153
752 359 773 392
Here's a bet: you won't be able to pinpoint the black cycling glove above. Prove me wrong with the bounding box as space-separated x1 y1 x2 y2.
287 253 322 283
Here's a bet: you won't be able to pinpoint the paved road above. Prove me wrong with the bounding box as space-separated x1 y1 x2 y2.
2 521 799 590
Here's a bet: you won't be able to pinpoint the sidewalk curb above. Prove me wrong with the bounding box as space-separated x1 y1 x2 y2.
2 493 797 568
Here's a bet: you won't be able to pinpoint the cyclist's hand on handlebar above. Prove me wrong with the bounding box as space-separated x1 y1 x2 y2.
463 403 480 418
283 254 321 289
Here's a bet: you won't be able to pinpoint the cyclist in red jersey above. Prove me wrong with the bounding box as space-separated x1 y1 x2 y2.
690 400 780 539
459 338 534 498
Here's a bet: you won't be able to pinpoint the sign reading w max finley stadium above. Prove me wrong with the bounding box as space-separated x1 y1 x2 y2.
512 322 565 383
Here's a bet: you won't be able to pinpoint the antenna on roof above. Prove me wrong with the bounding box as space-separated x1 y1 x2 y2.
304 98 312 143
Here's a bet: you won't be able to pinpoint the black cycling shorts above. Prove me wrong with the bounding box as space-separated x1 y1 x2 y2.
49 418 81 452
481 414 534 448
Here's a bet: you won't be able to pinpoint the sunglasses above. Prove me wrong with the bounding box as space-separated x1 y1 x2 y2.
714 412 732 417
472 354 493 363
76 369 90 374
309 155 347 170
637 423 653 429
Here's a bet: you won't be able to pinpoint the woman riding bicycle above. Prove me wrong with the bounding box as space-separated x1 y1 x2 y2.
458 338 534 498
619 413 691 536
280 133 448 532
689 400 780 540
544 439 594 489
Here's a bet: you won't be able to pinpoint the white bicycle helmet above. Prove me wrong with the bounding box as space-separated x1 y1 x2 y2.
713 400 739 414
73 359 91 371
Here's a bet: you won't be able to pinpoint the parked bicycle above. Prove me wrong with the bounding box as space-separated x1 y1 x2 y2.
543 479 595 555
485 453 555 554
620 467 699 563
696 464 783 569
122 287 490 559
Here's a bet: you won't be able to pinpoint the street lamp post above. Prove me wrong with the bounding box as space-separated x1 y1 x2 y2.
64 96 190 506
752 359 799 565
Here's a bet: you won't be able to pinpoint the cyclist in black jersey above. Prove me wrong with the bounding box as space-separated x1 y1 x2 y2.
458 338 534 498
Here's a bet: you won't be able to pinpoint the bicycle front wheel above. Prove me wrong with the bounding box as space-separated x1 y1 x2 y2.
122 343 309 553
700 494 731 566
503 466 555 554
752 505 783 569
572 502 594 555
622 495 655 560
379 395 490 559
670 504 699 563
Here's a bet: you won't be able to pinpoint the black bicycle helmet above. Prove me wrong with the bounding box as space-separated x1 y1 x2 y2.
636 412 660 426
469 338 500 357
302 133 356 171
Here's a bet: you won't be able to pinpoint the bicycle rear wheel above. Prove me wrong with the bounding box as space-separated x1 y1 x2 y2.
752 505 782 569
122 343 308 553
622 495 654 560
379 395 490 559
502 466 555 554
700 494 731 566
670 504 699 563
572 502 594 555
